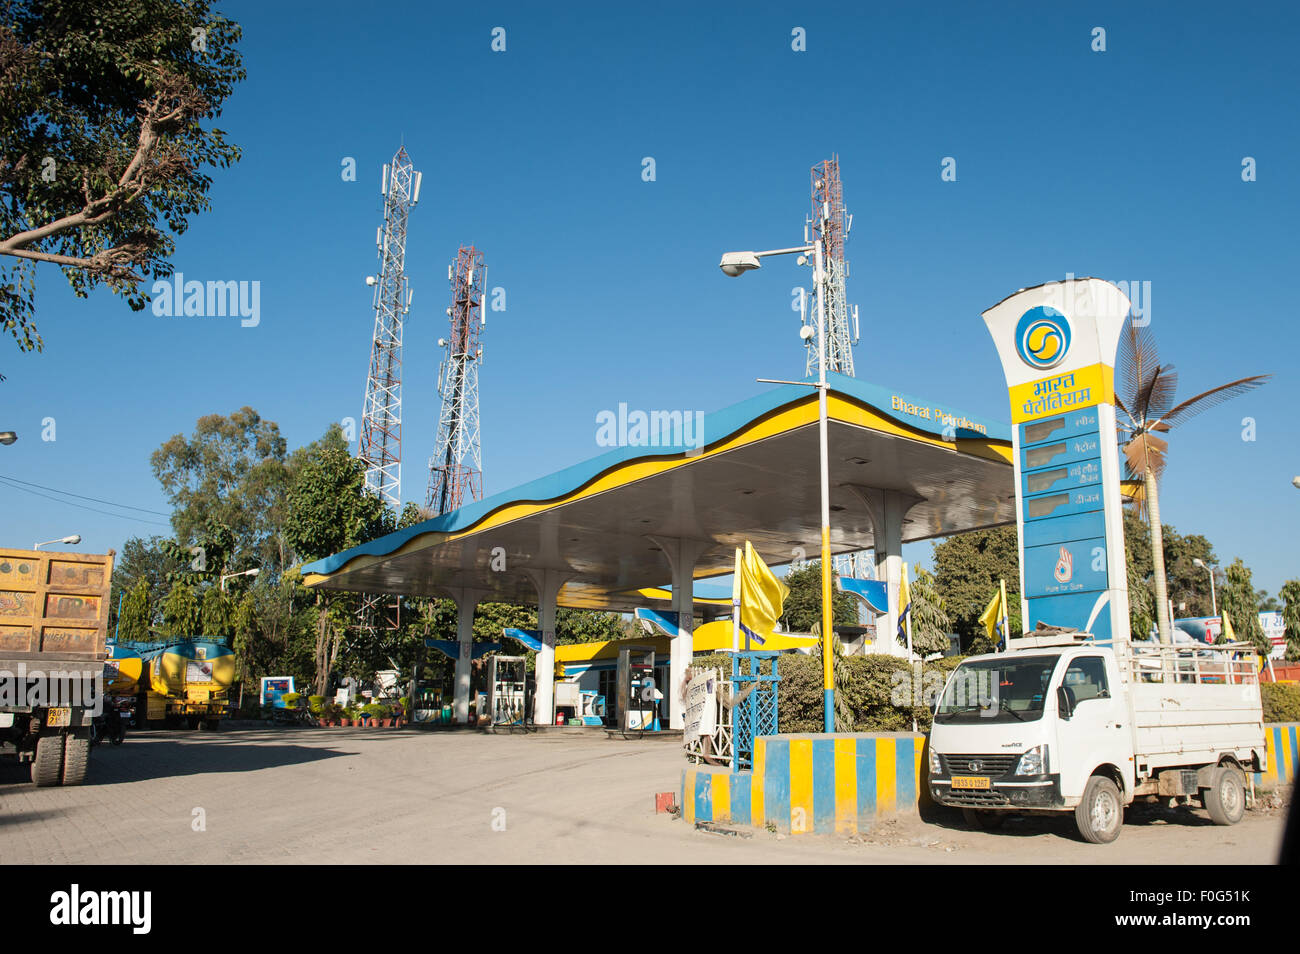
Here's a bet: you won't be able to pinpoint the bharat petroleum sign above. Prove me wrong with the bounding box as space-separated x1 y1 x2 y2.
983 278 1132 644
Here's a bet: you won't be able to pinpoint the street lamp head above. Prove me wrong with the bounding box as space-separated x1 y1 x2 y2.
0 431 16 445
719 251 762 277
247 568 261 577
63 534 81 545
1293 475 1300 489
1193 558 1205 568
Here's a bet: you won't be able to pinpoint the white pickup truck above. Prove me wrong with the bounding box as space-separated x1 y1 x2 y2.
928 633 1266 843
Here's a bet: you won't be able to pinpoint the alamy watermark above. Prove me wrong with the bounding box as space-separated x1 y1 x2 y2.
150 273 260 327
595 403 705 452
0 666 102 712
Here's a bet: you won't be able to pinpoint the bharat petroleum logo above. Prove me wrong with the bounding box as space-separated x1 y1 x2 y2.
1015 306 1071 371
1054 546 1074 584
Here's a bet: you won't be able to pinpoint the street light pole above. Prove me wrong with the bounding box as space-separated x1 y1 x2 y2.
220 568 261 592
719 238 836 733
1194 558 1217 617
813 238 835 733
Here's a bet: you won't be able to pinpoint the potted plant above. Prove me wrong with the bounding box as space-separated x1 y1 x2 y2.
308 695 326 716
361 703 383 727
376 704 393 727
340 706 355 727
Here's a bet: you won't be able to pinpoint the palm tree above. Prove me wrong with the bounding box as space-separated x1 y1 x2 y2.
1114 320 1269 643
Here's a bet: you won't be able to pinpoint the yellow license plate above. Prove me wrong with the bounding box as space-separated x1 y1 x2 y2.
47 707 71 727
951 775 991 790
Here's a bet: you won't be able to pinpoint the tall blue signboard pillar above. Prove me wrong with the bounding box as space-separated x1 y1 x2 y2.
982 278 1133 645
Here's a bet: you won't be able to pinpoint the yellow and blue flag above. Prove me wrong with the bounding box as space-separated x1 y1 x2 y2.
978 584 1006 650
738 541 789 647
896 562 913 641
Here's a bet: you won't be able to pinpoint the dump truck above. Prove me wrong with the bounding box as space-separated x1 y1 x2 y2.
928 631 1266 843
0 547 115 786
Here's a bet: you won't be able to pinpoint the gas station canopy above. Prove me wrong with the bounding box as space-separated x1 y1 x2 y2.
302 373 1015 610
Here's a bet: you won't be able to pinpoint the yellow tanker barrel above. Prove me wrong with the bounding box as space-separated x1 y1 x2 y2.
103 644 143 693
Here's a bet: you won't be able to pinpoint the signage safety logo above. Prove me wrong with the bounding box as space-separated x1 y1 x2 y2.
1015 305 1072 371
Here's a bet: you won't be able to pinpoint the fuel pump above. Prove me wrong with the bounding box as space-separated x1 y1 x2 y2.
487 655 527 726
617 646 660 732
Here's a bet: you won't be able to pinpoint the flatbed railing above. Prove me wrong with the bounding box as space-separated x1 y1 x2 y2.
1119 640 1261 686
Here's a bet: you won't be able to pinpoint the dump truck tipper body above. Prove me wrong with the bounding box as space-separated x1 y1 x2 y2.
0 547 115 785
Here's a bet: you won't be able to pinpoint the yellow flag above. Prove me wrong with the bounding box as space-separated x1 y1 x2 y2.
738 541 789 647
1222 612 1236 642
978 586 1005 647
896 562 912 641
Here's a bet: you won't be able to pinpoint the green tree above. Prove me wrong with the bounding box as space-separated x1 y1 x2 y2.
1219 558 1267 654
1114 319 1268 643
778 561 857 633
555 607 628 645
151 408 289 571
159 581 200 637
117 578 153 643
1280 580 1300 662
200 584 235 640
907 567 951 657
109 535 181 633
0 0 244 358
932 527 1022 650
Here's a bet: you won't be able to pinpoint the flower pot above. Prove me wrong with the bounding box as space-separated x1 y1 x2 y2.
340 718 352 727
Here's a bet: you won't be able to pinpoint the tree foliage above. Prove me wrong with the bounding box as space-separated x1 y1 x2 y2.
1221 557 1268 654
907 567 951 656
778 561 857 633
932 527 1021 650
1281 579 1300 663
159 580 200 637
151 408 288 570
0 0 244 355
117 578 152 643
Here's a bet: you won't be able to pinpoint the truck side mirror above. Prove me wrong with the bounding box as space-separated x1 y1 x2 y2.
1057 685 1073 720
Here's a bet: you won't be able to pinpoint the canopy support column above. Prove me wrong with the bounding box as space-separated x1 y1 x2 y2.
648 536 711 729
447 587 484 724
526 568 567 726
845 487 924 656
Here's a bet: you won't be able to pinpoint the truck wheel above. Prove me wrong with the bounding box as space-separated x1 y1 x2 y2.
186 715 201 730
962 808 1006 830
1075 776 1123 844
1204 765 1246 826
31 733 66 787
202 718 220 732
62 733 91 786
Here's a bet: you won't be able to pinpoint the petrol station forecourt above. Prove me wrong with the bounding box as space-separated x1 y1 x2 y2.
301 369 1017 728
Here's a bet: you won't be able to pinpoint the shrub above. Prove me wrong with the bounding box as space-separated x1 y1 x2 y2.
281 692 301 708
689 650 962 735
1262 682 1300 723
308 695 326 714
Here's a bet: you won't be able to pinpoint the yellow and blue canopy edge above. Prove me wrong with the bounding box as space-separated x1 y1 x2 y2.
302 374 1011 587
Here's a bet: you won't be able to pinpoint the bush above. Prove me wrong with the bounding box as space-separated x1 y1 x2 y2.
689 650 962 735
281 692 301 709
308 695 326 714
1262 682 1300 723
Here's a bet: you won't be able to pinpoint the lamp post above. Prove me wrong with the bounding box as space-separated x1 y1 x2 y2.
34 534 80 550
1193 557 1218 617
719 239 836 732
220 567 261 592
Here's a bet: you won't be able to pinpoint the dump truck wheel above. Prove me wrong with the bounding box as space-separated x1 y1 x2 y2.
61 733 91 786
1075 775 1123 844
32 733 66 787
1205 765 1246 826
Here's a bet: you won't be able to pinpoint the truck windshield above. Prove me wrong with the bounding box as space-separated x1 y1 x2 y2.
934 655 1059 724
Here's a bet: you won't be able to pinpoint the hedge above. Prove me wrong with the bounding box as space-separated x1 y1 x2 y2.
1262 682 1300 723
692 651 963 734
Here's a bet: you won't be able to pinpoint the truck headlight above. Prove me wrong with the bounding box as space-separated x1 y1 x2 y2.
928 747 942 775
1015 745 1046 776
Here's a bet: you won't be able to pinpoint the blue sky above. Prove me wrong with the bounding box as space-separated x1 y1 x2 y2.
3 1 1296 596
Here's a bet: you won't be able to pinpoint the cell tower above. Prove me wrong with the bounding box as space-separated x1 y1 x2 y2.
426 245 485 514
806 157 869 584
358 146 421 508
357 147 420 641
804 155 858 378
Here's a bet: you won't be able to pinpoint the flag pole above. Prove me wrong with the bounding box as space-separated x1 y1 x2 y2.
732 548 743 653
999 577 1009 651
